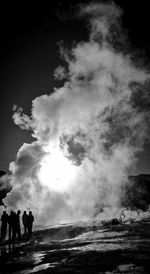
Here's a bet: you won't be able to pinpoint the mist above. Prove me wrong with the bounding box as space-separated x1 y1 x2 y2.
2 2 150 226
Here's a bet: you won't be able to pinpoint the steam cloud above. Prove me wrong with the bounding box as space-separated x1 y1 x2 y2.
0 171 12 206
2 2 150 226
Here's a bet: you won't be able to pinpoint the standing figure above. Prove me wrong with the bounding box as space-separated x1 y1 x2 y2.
119 211 125 223
16 210 21 240
1 211 8 240
27 211 34 238
8 211 14 240
22 211 28 236
12 212 17 240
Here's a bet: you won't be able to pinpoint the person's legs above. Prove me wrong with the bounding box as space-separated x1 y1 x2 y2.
23 225 25 235
28 224 32 237
1 225 7 239
18 225 21 239
1 225 4 239
9 225 12 239
12 226 16 241
30 224 33 236
25 225 27 236
16 225 21 240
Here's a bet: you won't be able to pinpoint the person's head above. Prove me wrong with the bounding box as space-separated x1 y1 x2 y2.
17 210 21 215
3 211 6 215
10 211 13 215
23 211 26 214
29 211 32 215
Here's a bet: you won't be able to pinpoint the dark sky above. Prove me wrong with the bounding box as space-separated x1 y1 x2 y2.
0 0 150 174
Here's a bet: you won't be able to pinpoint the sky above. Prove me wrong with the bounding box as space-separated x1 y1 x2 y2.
0 0 150 175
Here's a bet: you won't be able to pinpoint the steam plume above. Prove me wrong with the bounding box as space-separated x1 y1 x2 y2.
3 2 150 226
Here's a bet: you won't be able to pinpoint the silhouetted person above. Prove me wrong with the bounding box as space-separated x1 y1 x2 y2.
1 211 8 240
8 211 14 240
27 211 34 238
22 211 28 236
16 210 21 240
12 212 17 240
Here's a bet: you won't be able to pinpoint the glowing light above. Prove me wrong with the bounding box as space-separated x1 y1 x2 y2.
38 144 77 192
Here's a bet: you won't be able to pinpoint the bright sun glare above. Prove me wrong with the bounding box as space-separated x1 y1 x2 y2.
38 144 77 192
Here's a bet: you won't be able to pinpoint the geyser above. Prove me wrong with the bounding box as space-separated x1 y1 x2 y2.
2 2 150 226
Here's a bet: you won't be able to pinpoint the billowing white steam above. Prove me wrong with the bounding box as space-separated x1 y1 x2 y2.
3 2 150 226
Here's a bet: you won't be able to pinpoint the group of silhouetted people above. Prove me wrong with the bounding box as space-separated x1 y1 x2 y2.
0 210 34 241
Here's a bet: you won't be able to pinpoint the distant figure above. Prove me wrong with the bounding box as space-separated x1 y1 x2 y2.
1 211 8 240
119 211 125 223
22 211 28 236
8 211 14 240
27 211 34 238
16 210 21 240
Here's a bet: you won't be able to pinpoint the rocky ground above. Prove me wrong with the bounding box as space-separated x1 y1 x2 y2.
0 218 150 274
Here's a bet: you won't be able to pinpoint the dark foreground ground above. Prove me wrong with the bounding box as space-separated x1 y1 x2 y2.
0 218 150 274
